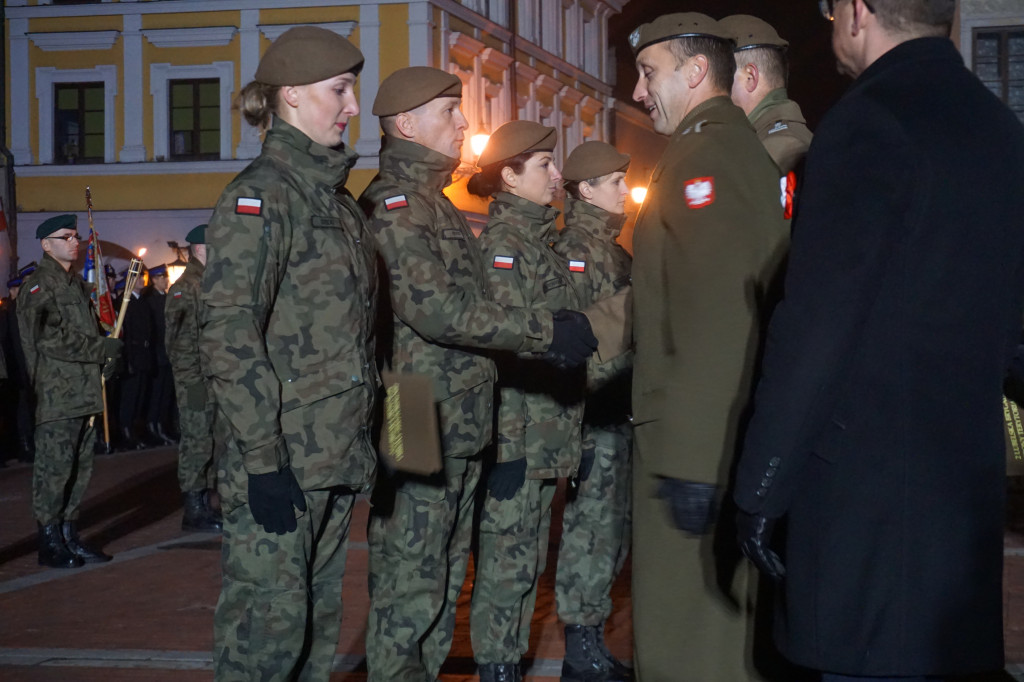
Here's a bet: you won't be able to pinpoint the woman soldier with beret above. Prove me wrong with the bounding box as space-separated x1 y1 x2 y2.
198 27 378 681
466 121 589 682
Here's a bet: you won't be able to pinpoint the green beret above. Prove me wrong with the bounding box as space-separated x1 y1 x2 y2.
719 15 788 51
36 214 77 239
373 67 462 117
629 12 732 55
562 141 630 182
254 26 364 86
477 121 557 169
185 224 207 245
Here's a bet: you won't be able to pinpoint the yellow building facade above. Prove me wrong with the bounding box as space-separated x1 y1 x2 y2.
3 0 628 285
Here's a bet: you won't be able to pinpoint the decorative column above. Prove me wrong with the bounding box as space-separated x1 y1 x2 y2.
235 9 263 159
120 14 146 162
9 18 33 165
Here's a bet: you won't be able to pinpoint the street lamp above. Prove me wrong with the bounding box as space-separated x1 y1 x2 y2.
167 241 189 285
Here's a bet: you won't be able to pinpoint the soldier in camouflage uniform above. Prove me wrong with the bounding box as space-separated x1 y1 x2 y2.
552 142 635 682
18 214 122 568
466 122 589 682
165 224 220 533
359 67 598 682
198 28 377 682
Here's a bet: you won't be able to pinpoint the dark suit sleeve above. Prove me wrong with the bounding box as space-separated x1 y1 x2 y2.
734 101 915 517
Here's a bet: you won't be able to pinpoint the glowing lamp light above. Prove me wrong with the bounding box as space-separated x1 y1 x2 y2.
630 186 648 204
470 133 491 158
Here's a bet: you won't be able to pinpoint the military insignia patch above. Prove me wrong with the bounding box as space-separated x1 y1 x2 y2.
385 195 409 211
781 172 797 220
172 291 183 298
235 197 262 216
568 260 586 273
29 284 41 294
629 28 641 49
684 177 715 209
493 255 515 270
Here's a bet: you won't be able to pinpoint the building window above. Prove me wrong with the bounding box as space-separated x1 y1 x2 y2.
973 28 1024 124
169 79 220 161
54 82 104 164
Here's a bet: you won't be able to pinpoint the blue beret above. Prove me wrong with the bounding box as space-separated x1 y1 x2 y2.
18 262 37 277
149 264 168 277
185 224 207 245
114 279 126 292
36 214 77 239
7 277 22 289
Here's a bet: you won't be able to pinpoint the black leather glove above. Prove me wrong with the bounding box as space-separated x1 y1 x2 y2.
487 458 527 501
577 451 596 483
545 310 599 369
736 510 786 581
101 337 124 380
658 478 719 536
185 381 207 411
247 467 307 535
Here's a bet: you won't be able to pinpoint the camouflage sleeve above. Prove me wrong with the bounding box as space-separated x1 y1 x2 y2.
369 192 552 353
17 282 107 365
200 182 289 475
165 278 203 388
481 233 540 464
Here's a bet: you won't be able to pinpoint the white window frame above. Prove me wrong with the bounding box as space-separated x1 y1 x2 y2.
36 65 118 164
150 62 235 162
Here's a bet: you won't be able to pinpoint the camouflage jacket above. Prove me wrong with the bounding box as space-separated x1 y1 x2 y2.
199 117 378 491
17 253 107 424
361 137 553 459
477 192 585 478
554 195 633 424
165 257 204 391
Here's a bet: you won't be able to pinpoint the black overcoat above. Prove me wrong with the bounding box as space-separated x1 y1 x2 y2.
735 38 1024 676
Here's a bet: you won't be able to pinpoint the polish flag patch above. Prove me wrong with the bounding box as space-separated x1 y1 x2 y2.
781 172 797 220
29 284 41 295
235 197 262 216
384 195 409 211
173 291 183 298
568 260 586 273
684 177 715 209
493 255 515 270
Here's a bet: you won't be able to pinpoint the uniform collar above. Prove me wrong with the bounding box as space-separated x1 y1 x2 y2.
39 252 75 281
748 88 792 122
187 256 206 275
378 136 460 193
263 116 358 188
563 194 626 240
490 191 560 241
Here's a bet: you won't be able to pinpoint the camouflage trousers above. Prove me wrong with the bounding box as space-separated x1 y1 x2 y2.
32 415 97 525
555 424 633 626
175 383 215 493
366 455 482 681
213 487 355 682
470 476 558 664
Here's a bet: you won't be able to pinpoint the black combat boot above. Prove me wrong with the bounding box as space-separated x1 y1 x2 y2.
38 522 83 568
561 624 633 682
478 662 522 682
182 490 222 532
61 520 112 563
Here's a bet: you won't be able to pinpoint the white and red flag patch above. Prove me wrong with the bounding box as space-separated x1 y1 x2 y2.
493 255 515 270
568 260 586 273
173 291 183 298
781 172 797 220
235 197 262 216
384 195 409 211
29 284 41 294
684 177 715 209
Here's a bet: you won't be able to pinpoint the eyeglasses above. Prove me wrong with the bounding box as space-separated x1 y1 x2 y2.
45 233 81 243
819 0 874 21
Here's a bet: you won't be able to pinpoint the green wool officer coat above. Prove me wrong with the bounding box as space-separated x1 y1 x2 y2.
17 253 108 425
360 137 554 460
200 118 378 498
748 88 813 175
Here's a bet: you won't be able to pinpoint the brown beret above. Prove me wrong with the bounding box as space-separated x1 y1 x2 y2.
477 120 557 168
629 12 732 55
562 141 630 182
373 67 462 117
254 26 364 86
719 15 788 51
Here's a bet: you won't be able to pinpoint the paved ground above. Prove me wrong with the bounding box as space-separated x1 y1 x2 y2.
3 447 1024 681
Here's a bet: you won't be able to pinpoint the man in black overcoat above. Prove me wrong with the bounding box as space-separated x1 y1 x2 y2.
735 1 1024 680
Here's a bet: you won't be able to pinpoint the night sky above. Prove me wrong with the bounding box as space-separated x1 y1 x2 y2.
609 1 852 129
